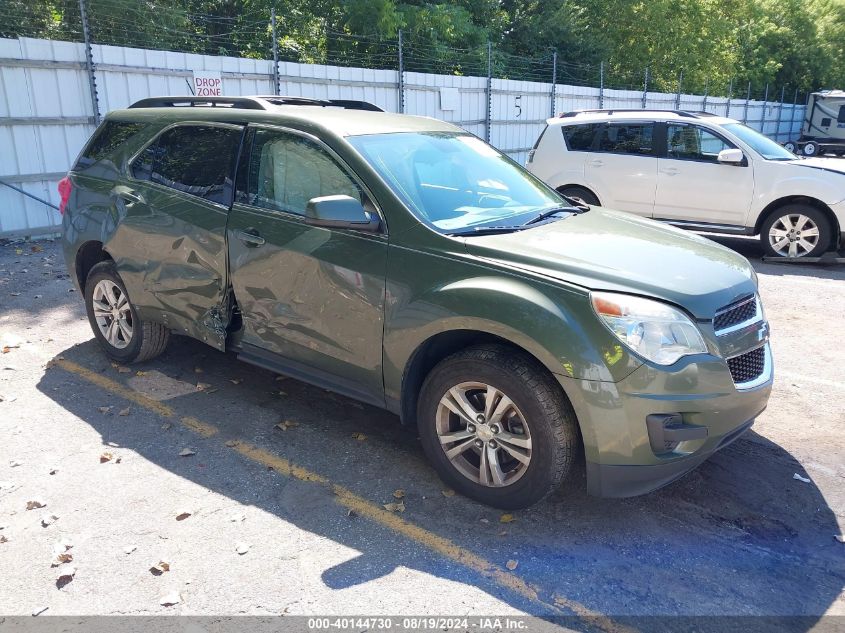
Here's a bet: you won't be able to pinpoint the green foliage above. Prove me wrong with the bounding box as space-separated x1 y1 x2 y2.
2 0 843 93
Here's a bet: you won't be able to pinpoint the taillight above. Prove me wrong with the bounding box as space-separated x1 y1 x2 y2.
58 176 72 214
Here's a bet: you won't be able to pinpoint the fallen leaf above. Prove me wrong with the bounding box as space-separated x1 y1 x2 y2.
274 420 298 431
41 513 59 527
49 468 57 475
224 440 240 447
135 370 148 376
31 245 43 253
179 448 196 457
498 530 508 536
352 432 367 441
229 378 242 385
159 591 181 606
347 509 357 518
195 382 212 392
235 541 250 555
0 535 8 544
52 552 73 566
118 406 131 416
793 473 811 483
117 366 131 374
505 559 518 571
98 406 112 414
480 518 489 524
499 513 515 523
26 500 46 510
56 566 76 587
383 501 405 513
441 489 455 497
100 452 113 463
175 510 192 521
150 561 170 575
393 489 405 499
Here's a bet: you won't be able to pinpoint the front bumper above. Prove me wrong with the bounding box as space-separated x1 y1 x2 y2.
556 341 773 497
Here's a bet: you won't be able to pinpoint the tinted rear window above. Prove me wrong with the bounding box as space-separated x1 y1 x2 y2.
562 124 599 151
596 123 654 155
75 121 145 168
131 125 242 206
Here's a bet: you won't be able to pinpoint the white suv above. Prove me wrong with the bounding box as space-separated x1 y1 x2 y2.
526 109 845 258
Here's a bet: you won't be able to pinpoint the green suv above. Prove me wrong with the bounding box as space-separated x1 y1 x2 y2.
60 96 772 508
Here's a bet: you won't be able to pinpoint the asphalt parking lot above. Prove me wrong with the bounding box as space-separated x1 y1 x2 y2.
0 236 843 630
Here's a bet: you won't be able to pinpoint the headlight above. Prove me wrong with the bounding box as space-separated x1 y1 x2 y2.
591 292 707 366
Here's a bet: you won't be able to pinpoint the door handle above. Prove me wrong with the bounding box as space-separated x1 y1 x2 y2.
661 167 680 176
235 228 265 247
588 159 604 167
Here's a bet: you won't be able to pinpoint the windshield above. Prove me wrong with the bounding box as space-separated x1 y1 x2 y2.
722 123 796 161
347 132 567 233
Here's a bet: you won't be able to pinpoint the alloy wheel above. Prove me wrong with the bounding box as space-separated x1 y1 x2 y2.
768 214 820 258
92 279 133 349
435 381 532 487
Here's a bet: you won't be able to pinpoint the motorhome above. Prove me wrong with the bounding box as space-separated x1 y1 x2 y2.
784 90 845 156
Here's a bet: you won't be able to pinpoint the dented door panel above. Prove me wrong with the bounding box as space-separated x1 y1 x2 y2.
227 203 387 403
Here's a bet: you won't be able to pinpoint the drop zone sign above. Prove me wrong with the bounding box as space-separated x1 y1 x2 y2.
193 71 223 96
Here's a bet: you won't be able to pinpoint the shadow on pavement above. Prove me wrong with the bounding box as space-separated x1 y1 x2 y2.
37 335 844 630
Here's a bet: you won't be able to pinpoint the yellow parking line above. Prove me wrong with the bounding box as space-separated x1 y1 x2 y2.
54 358 634 633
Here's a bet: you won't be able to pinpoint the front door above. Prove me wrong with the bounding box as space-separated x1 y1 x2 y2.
653 123 755 226
227 126 387 406
584 121 658 217
116 122 244 349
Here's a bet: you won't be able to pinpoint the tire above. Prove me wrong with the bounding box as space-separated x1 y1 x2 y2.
559 186 600 207
84 261 170 363
417 344 579 509
760 205 832 258
802 142 818 156
783 141 796 153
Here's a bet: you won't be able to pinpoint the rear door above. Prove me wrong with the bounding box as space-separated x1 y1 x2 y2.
653 123 754 226
584 121 658 217
227 125 387 406
117 122 244 349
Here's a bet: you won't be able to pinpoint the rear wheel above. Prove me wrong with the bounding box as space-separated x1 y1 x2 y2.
417 345 579 509
760 206 831 258
802 141 818 156
84 261 169 363
558 186 600 207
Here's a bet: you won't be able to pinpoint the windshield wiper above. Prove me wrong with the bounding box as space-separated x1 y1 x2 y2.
446 226 526 237
523 205 583 226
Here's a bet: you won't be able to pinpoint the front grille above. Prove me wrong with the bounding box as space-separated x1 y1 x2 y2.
714 295 758 333
727 346 766 384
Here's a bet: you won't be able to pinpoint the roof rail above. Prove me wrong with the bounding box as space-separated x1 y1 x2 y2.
558 109 703 119
254 96 383 111
128 96 268 110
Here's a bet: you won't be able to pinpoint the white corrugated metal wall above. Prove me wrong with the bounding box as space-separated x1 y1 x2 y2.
0 36 807 237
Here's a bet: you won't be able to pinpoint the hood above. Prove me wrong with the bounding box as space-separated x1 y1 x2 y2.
793 156 845 176
463 208 757 320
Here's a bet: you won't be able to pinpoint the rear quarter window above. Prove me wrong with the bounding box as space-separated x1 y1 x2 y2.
562 124 599 151
75 121 146 169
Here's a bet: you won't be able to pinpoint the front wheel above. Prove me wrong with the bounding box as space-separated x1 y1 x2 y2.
760 206 831 258
417 345 579 509
85 261 170 363
783 141 796 153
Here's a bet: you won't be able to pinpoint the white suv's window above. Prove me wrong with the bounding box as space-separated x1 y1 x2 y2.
596 123 654 156
666 125 732 162
562 124 600 151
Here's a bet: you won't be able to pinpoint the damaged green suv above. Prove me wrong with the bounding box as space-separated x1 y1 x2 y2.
61 96 772 508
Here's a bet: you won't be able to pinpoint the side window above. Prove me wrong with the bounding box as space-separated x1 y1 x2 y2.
76 121 145 168
239 129 362 216
596 123 654 155
131 125 242 206
666 125 732 162
821 117 832 128
838 105 845 124
562 124 599 151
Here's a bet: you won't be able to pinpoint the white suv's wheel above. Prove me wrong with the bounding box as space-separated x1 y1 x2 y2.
760 206 831 258
802 142 818 156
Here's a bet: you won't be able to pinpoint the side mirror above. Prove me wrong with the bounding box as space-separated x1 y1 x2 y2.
717 148 745 165
304 195 381 232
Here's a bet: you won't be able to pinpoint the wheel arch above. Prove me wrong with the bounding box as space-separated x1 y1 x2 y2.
555 184 601 206
75 240 113 290
754 195 841 244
